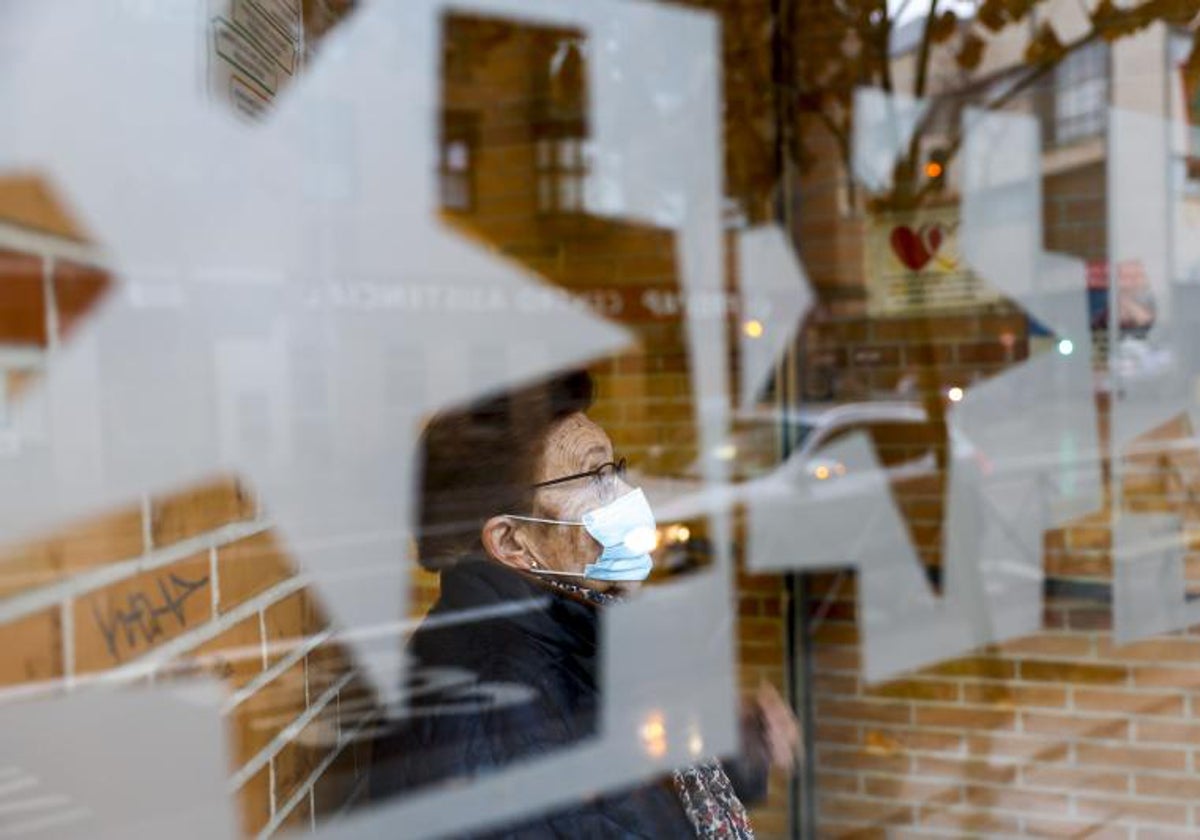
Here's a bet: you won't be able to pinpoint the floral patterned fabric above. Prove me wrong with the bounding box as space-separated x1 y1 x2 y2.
672 760 756 839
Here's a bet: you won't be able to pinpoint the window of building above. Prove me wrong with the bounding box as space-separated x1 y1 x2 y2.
535 135 587 214
0 357 41 449
1170 29 1200 193
1042 40 1109 147
532 36 588 216
439 110 478 213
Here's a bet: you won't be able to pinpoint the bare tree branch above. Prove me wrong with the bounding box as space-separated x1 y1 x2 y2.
913 0 942 99
811 101 853 168
911 27 1103 204
779 0 1171 209
878 11 895 93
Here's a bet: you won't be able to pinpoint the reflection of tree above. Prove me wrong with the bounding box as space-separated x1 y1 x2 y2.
697 0 1200 215
302 0 359 51
804 10 1189 402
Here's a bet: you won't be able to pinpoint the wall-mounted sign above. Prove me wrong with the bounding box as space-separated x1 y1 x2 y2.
864 205 1000 315
207 0 301 121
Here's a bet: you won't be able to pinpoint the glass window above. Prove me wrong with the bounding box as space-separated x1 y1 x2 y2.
1044 40 1109 147
439 111 477 212
10 3 1200 839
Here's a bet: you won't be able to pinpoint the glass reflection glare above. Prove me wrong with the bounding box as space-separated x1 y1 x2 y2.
639 713 668 759
623 525 659 554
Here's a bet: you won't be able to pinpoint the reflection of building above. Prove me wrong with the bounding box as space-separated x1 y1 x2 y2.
438 110 478 212
530 34 589 215
438 14 696 473
802 13 1198 364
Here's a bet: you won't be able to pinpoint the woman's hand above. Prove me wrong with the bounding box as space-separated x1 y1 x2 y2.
726 681 802 805
749 682 801 769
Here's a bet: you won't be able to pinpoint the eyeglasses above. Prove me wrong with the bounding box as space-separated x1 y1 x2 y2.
533 457 627 490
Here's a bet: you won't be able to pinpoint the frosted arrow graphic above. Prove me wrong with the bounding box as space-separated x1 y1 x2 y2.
1107 108 1200 643
746 432 964 681
735 224 813 410
952 106 1104 647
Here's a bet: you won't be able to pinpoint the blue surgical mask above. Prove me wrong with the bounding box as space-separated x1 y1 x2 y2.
507 488 657 581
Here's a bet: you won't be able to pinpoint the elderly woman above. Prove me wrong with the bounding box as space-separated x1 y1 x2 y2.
369 370 798 837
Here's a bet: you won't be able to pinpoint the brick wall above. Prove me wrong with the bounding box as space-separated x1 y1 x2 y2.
0 470 375 837
1044 161 1108 265
806 563 1200 838
803 307 1031 407
737 564 793 837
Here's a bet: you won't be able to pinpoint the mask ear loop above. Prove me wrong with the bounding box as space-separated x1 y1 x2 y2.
504 514 590 577
505 514 584 526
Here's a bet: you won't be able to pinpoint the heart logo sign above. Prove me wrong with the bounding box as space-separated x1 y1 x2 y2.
889 223 945 271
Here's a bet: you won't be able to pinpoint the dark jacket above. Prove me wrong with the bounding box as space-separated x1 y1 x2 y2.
368 558 757 838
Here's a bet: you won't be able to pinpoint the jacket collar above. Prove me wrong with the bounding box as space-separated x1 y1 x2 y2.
437 556 600 651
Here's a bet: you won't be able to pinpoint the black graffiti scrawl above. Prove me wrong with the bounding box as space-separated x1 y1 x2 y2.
91 572 209 662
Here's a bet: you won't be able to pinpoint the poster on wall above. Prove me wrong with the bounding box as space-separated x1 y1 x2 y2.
864 205 1001 316
207 0 303 121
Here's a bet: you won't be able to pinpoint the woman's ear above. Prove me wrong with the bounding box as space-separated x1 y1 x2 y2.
481 516 537 571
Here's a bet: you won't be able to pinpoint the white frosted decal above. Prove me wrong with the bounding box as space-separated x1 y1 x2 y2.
1113 513 1192 644
318 1 739 835
1108 108 1200 643
1109 109 1188 449
959 106 1103 528
940 106 1104 647
735 225 813 410
852 87 929 195
0 685 235 839
940 436 1048 647
744 432 962 681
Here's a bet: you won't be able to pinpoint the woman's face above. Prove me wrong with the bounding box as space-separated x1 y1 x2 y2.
524 412 634 590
